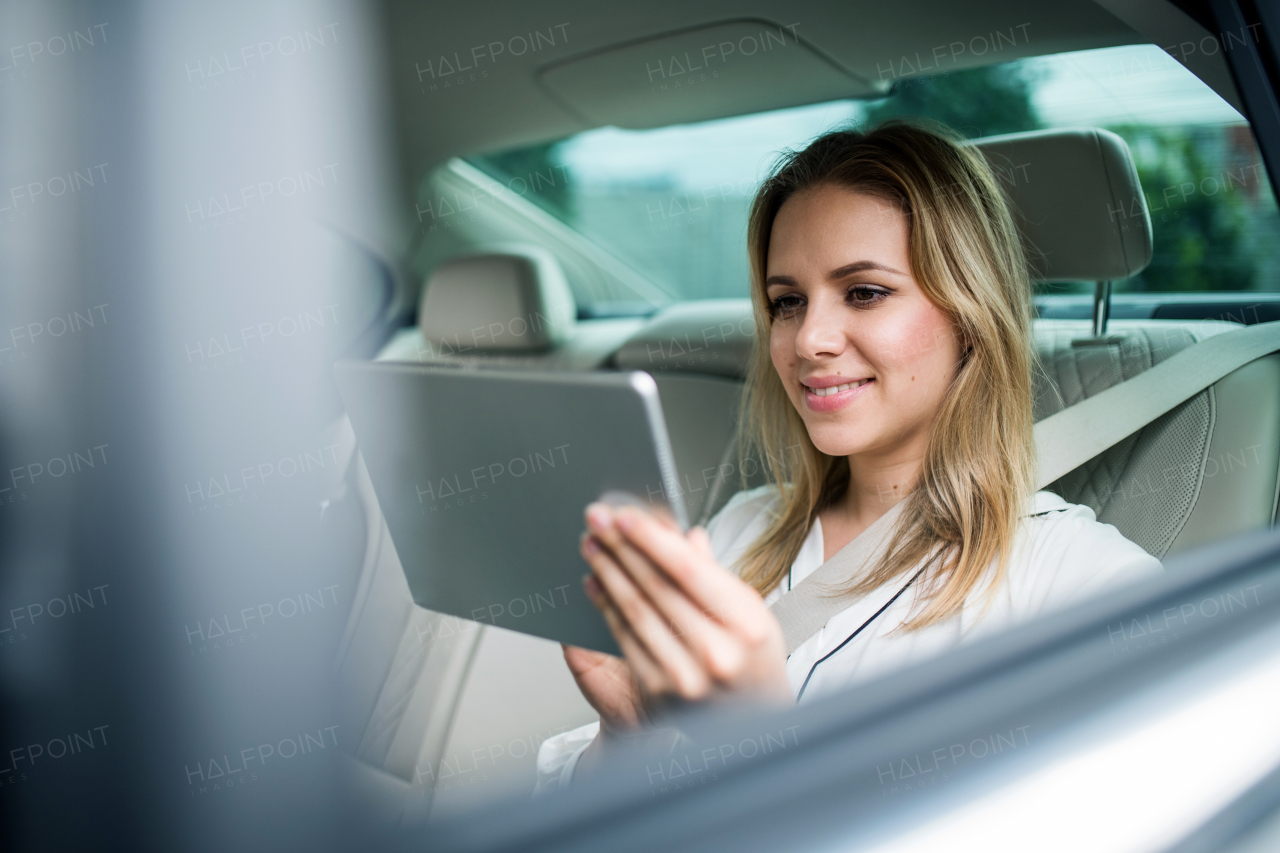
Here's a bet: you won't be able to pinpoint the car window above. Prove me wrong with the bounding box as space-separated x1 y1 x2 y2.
469 44 1278 313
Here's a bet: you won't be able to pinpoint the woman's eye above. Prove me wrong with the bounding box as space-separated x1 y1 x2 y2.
769 294 804 319
848 286 888 305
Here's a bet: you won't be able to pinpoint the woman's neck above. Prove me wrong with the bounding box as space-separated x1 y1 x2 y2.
842 452 921 525
819 449 923 562
817 430 930 562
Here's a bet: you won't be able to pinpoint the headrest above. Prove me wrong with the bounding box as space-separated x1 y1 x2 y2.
972 128 1152 282
418 244 576 352
612 299 755 379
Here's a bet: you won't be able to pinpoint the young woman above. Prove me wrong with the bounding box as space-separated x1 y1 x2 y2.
534 120 1161 792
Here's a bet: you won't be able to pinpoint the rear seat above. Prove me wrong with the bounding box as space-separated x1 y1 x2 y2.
1034 319 1280 556
336 245 604 817
336 245 750 817
337 128 1280 816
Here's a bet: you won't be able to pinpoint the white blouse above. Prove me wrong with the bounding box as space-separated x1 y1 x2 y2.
533 486 1163 795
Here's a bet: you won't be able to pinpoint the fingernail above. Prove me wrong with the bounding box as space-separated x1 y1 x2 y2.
586 503 612 532
583 535 601 555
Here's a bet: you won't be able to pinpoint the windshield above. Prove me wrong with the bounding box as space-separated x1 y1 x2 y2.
469 43 1278 313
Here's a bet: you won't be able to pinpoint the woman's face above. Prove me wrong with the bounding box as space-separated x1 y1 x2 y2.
766 183 963 460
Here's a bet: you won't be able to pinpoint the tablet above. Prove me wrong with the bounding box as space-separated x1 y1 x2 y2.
333 360 689 655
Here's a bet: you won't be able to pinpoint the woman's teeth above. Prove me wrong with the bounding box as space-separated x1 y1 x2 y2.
807 379 871 397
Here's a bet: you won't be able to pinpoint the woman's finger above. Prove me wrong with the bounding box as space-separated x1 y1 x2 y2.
583 571 677 698
587 513 727 638
688 526 717 560
585 520 746 681
646 504 681 531
608 505 772 641
583 536 711 699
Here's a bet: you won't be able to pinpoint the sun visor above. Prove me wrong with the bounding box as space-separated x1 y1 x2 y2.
537 20 885 129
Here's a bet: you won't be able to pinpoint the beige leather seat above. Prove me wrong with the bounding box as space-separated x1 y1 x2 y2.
1033 320 1280 556
336 245 746 818
336 246 601 819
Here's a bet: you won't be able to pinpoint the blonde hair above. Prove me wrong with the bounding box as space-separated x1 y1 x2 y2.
735 119 1036 630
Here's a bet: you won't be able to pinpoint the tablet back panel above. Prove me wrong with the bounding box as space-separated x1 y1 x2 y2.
334 360 688 655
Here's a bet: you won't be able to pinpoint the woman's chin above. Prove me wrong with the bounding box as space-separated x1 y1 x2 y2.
805 428 871 459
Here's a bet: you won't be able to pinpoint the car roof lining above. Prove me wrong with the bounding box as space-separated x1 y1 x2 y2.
380 0 1158 188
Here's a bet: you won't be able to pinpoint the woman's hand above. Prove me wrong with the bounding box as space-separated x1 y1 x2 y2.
578 501 793 717
559 643 670 783
560 643 648 734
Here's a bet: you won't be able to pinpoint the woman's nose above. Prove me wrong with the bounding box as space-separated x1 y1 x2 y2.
794 302 847 360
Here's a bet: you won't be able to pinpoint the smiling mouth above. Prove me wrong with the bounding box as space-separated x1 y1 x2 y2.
803 378 872 397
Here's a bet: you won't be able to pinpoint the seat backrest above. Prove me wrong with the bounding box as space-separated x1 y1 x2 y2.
1034 320 1280 558
334 246 603 809
981 128 1277 557
332 448 484 798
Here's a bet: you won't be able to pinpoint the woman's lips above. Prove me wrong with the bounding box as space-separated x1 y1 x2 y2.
803 378 873 412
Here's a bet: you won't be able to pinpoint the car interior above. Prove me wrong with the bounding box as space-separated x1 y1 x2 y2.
5 0 1279 850
312 0 1280 824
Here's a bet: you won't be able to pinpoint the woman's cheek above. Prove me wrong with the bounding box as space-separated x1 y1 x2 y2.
869 326 920 370
876 315 956 370
769 331 797 378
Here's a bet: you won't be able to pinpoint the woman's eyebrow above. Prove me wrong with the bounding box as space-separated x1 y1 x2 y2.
829 260 906 278
765 260 905 288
